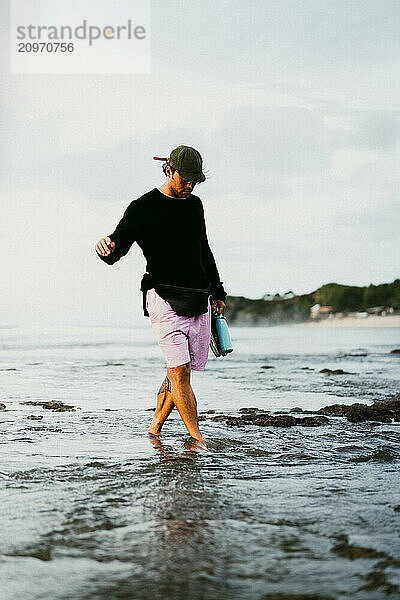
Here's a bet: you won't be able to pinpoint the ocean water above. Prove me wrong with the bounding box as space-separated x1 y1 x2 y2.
1 325 400 600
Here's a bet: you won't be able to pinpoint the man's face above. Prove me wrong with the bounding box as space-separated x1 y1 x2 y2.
170 170 196 198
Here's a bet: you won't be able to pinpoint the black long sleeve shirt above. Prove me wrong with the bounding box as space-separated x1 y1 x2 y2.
98 188 226 301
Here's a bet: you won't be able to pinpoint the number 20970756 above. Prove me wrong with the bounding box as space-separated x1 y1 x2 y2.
18 42 74 52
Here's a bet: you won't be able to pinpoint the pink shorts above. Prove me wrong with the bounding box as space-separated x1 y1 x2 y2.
146 288 211 371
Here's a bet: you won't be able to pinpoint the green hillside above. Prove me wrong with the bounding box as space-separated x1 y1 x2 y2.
225 280 400 325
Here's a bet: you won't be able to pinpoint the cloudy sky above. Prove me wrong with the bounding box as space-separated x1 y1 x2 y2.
1 0 399 326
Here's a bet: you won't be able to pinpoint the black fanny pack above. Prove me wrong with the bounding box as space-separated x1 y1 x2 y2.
154 283 210 317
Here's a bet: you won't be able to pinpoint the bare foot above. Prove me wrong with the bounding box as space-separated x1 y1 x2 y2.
148 428 161 437
148 435 163 450
184 437 208 452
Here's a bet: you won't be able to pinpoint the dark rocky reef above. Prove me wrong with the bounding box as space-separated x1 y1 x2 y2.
200 396 400 428
205 407 329 428
319 368 352 375
21 400 76 412
317 396 400 423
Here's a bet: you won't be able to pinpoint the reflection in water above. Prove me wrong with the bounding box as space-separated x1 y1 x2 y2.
149 434 210 535
149 432 208 456
140 442 221 599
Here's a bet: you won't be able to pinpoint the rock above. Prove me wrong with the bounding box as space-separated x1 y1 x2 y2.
211 411 328 428
318 404 349 416
319 368 352 375
346 403 392 423
339 350 368 357
317 397 400 423
373 398 400 421
211 414 233 423
0 403 6 411
263 415 298 427
299 415 329 427
103 362 124 366
205 396 400 428
21 400 75 412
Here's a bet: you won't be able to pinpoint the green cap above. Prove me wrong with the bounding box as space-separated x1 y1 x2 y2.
168 145 206 183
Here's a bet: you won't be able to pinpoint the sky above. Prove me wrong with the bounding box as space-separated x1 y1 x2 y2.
1 0 399 326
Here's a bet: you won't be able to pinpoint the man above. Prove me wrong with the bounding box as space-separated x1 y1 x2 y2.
95 145 226 449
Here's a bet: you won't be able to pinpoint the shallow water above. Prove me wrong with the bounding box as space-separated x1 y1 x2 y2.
1 325 400 599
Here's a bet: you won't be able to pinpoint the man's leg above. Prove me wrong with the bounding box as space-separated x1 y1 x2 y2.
167 362 207 447
148 376 175 436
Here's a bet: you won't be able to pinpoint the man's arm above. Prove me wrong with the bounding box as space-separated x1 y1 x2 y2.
199 206 226 313
95 201 138 265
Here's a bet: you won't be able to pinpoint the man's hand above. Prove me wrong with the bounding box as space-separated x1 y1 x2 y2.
212 299 225 316
95 237 115 257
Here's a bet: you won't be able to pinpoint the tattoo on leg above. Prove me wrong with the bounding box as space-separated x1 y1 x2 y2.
158 376 171 395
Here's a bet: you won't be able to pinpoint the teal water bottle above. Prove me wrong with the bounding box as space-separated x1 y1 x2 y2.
214 314 234 356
